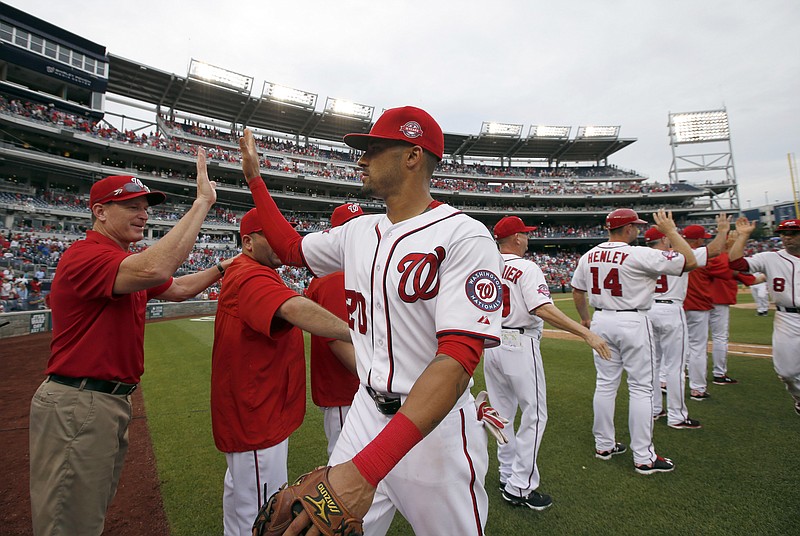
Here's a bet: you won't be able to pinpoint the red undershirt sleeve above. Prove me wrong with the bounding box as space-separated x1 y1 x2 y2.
729 257 750 272
437 334 484 376
248 177 305 267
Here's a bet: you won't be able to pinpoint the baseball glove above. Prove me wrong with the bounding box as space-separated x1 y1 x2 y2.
252 466 363 536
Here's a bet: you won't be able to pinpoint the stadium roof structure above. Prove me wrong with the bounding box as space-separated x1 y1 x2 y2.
108 54 634 163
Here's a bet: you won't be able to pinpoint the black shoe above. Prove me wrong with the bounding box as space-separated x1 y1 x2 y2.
690 391 710 401
660 383 667 395
501 488 553 510
634 455 675 475
595 442 627 460
713 375 738 385
757 311 769 316
668 418 702 430
653 409 667 421
795 402 800 416
499 480 506 492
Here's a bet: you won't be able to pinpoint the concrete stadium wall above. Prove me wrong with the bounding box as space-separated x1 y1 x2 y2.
0 301 218 340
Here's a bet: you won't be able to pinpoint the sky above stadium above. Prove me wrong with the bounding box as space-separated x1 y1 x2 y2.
11 0 800 209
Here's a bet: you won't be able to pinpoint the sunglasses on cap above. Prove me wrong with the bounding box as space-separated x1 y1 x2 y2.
94 182 151 204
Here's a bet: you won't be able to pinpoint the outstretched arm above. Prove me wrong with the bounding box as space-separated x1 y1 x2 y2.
653 209 697 271
535 303 611 359
114 150 217 294
572 288 592 328
706 213 732 258
729 217 757 261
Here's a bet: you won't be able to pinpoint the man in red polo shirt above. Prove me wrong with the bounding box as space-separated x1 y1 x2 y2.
30 152 233 536
211 208 352 536
305 203 363 456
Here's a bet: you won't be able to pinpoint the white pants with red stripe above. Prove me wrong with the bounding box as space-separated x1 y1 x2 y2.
329 385 489 536
483 333 547 496
773 311 800 404
685 309 711 393
647 303 691 425
223 441 288 536
321 405 351 457
590 310 658 466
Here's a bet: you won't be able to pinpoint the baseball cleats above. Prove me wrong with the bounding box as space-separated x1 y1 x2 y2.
595 443 627 460
501 488 553 511
668 418 702 430
653 409 667 421
795 402 800 416
690 390 711 401
499 480 507 492
634 455 675 475
713 375 738 385
660 382 667 395
756 311 769 316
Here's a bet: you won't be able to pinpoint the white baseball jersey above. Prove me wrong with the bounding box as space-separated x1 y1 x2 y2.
571 242 688 309
742 251 800 308
301 202 504 396
653 247 708 302
499 253 553 336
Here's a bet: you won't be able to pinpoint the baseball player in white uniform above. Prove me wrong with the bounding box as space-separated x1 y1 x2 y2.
729 218 800 416
644 215 729 429
750 273 770 316
240 106 504 535
484 216 610 510
572 208 698 474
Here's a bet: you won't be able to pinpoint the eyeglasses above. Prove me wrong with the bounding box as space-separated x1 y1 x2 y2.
95 182 151 204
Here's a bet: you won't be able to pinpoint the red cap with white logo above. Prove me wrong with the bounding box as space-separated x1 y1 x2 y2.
343 106 444 160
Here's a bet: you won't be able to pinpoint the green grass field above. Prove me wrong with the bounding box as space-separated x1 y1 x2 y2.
141 301 797 535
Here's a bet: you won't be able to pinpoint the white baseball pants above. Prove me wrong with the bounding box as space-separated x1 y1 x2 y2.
483 333 547 496
709 304 731 378
751 282 769 314
685 309 711 393
330 386 489 536
590 310 658 466
223 442 288 536
773 311 800 405
647 303 691 425
321 405 351 457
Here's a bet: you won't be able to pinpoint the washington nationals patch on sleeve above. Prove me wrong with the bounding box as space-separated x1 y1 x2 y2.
465 270 503 311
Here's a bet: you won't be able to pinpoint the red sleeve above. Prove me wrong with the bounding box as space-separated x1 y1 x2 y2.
437 334 484 376
238 271 299 338
735 272 756 286
705 254 734 279
729 257 750 272
248 177 305 267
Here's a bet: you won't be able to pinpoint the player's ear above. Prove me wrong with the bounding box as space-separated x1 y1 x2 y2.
405 145 424 170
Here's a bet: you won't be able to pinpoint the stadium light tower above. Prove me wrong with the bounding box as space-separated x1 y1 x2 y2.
668 108 740 212
188 59 253 93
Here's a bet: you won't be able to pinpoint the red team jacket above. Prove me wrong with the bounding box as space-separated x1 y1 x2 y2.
304 272 359 408
211 255 306 452
684 254 735 311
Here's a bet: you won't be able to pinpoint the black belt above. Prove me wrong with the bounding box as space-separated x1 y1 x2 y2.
777 306 800 314
595 308 639 312
655 299 674 304
365 386 401 416
48 374 138 395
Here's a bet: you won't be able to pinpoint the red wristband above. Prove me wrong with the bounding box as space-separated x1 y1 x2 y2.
352 412 423 487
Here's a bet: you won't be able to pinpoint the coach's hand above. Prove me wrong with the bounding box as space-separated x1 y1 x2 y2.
715 213 731 235
585 331 612 360
652 208 677 235
735 216 757 236
284 461 375 536
239 129 262 183
195 147 217 207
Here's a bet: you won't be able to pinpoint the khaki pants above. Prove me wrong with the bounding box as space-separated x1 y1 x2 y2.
29 379 132 536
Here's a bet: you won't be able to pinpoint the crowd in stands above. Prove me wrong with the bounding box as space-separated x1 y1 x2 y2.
1 95 697 200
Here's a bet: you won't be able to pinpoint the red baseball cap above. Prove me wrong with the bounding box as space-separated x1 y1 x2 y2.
239 208 261 236
776 219 800 232
90 175 166 206
644 227 665 242
681 225 711 239
343 106 444 160
493 216 537 239
330 203 364 228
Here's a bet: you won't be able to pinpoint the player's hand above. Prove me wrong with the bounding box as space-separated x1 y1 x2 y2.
652 208 677 235
585 331 612 360
195 147 217 207
715 213 731 235
735 216 757 236
238 129 262 183
580 318 592 329
475 391 509 444
284 461 375 536
725 230 739 251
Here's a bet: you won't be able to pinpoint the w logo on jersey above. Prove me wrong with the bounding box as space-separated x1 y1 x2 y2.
397 246 446 303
